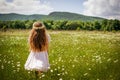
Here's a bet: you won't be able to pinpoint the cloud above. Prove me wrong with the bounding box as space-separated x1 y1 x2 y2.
83 0 120 19
0 0 53 14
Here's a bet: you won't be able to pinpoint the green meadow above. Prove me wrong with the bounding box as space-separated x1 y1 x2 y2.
0 30 120 80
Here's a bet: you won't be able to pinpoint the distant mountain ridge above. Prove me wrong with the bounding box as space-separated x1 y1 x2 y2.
0 13 46 21
0 12 105 21
47 12 105 21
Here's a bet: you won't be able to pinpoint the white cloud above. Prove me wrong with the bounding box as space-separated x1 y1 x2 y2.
83 0 120 19
0 0 53 15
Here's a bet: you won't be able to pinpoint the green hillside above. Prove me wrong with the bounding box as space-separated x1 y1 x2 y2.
0 13 46 21
0 12 105 21
46 12 105 21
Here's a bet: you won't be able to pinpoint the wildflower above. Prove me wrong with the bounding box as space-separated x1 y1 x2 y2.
72 65 75 68
58 66 60 69
61 60 64 62
58 57 62 61
52 60 55 63
83 73 88 76
65 71 68 74
88 68 91 70
8 61 10 64
1 65 4 69
12 66 15 68
48 66 50 69
62 68 65 71
17 62 20 64
54 68 57 71
114 59 118 63
62 72 65 75
50 69 53 72
62 65 64 68
17 68 20 72
42 74 45 77
28 71 30 74
17 64 20 67
107 58 111 62
57 73 60 76
72 78 75 80
59 78 62 80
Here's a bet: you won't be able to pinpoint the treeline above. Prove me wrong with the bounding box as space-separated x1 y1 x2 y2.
0 19 120 31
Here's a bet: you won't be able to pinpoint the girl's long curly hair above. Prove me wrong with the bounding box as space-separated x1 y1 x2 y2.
29 21 48 52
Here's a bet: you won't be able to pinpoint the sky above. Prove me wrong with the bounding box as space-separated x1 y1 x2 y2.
0 0 120 19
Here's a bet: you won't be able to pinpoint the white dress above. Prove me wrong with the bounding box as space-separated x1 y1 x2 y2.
24 34 50 72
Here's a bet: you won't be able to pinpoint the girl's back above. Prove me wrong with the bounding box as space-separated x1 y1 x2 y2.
24 21 50 72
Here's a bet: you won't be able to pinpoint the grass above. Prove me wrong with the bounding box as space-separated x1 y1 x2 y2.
0 30 120 80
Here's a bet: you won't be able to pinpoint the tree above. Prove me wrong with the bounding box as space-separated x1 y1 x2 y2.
25 20 33 29
65 21 80 30
93 21 101 30
101 19 108 31
43 20 53 29
113 19 120 31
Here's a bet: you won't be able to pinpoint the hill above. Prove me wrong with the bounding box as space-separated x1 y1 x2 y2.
0 12 105 21
0 13 46 21
46 12 105 21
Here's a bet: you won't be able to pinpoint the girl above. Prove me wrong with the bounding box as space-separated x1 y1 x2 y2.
24 21 50 77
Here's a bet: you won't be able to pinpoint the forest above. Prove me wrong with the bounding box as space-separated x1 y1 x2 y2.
0 19 120 31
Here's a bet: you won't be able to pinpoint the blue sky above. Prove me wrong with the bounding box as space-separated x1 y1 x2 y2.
0 0 120 19
5 0 85 14
40 0 85 14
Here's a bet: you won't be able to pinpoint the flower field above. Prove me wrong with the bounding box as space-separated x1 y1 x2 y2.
0 30 120 80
